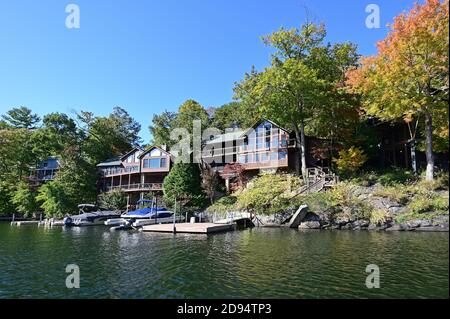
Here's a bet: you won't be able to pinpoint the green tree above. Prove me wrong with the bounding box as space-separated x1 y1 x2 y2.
11 182 39 217
235 22 360 177
149 111 177 147
1 106 40 129
98 188 127 211
210 102 245 131
163 162 205 209
37 147 97 218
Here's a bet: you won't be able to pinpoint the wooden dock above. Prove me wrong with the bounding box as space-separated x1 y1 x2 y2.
142 222 234 234
11 221 41 226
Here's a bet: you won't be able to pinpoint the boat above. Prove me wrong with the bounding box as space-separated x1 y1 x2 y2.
105 200 184 229
63 204 121 227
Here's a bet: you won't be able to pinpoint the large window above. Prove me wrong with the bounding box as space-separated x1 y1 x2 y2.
143 158 167 169
279 151 287 160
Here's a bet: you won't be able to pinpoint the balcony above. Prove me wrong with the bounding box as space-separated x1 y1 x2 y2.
101 166 139 177
106 183 163 192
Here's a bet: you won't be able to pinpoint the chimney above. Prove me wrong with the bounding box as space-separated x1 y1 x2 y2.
161 144 167 151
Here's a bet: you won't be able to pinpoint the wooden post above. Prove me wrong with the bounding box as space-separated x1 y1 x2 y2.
173 199 177 234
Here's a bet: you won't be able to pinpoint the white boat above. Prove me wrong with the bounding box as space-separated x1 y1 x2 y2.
105 200 184 229
63 204 121 227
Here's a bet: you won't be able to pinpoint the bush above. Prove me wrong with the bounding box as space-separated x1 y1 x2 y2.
372 185 410 205
370 209 389 225
206 196 238 215
406 192 448 215
235 173 302 215
98 188 126 211
333 146 368 177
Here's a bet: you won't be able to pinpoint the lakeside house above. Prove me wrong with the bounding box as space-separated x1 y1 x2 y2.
28 156 60 186
29 119 447 203
97 146 173 203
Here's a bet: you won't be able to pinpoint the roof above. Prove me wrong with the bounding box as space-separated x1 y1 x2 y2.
205 118 290 145
96 156 122 167
138 145 173 159
205 130 244 145
120 147 144 161
241 118 291 137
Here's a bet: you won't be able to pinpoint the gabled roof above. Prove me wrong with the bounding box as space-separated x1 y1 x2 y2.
120 147 143 161
205 118 291 145
240 118 291 137
138 145 173 159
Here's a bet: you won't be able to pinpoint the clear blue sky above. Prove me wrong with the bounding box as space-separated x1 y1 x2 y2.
0 0 419 142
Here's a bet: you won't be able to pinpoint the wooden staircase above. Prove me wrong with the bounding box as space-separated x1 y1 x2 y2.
292 167 338 197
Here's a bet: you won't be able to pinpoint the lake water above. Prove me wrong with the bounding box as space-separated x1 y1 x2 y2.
0 222 448 299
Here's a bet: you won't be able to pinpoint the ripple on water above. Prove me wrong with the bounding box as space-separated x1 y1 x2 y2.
0 223 448 299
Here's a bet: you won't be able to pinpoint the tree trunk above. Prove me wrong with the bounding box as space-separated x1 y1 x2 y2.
292 124 302 177
424 113 434 181
410 140 417 174
299 120 307 178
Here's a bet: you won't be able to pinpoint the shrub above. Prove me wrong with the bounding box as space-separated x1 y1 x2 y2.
333 146 368 177
370 209 389 225
406 192 449 215
206 195 238 214
372 185 410 205
98 188 126 211
235 173 302 215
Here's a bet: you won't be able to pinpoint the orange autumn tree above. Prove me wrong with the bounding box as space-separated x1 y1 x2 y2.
347 0 449 180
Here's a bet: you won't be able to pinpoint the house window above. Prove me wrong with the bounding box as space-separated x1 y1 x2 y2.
265 137 270 149
279 151 287 160
150 158 160 168
270 152 278 161
255 153 259 162
281 135 287 147
160 158 167 168
261 152 269 162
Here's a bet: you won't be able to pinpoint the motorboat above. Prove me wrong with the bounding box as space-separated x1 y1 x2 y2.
63 204 121 227
105 200 184 229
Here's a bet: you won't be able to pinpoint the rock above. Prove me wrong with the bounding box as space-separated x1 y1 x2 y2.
331 224 340 230
298 221 321 229
406 220 422 229
368 224 378 231
352 219 370 228
386 224 409 231
341 223 353 230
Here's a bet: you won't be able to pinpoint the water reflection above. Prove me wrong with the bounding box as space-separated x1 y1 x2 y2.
0 222 448 299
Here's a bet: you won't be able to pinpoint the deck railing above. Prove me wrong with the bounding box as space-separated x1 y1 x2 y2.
106 183 163 192
101 166 140 176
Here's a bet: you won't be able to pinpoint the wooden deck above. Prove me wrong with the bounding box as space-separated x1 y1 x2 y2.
142 222 234 234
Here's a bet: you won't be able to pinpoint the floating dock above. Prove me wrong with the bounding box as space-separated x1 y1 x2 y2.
11 221 41 226
142 222 234 234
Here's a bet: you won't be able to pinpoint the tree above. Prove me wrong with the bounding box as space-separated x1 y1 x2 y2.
1 107 40 129
37 147 97 218
80 107 142 165
98 188 126 211
11 182 39 217
163 162 205 209
236 58 325 177
346 0 449 180
201 167 219 204
149 111 177 147
210 102 245 131
235 22 360 178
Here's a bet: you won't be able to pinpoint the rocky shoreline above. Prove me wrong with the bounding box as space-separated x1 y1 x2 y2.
246 183 449 232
